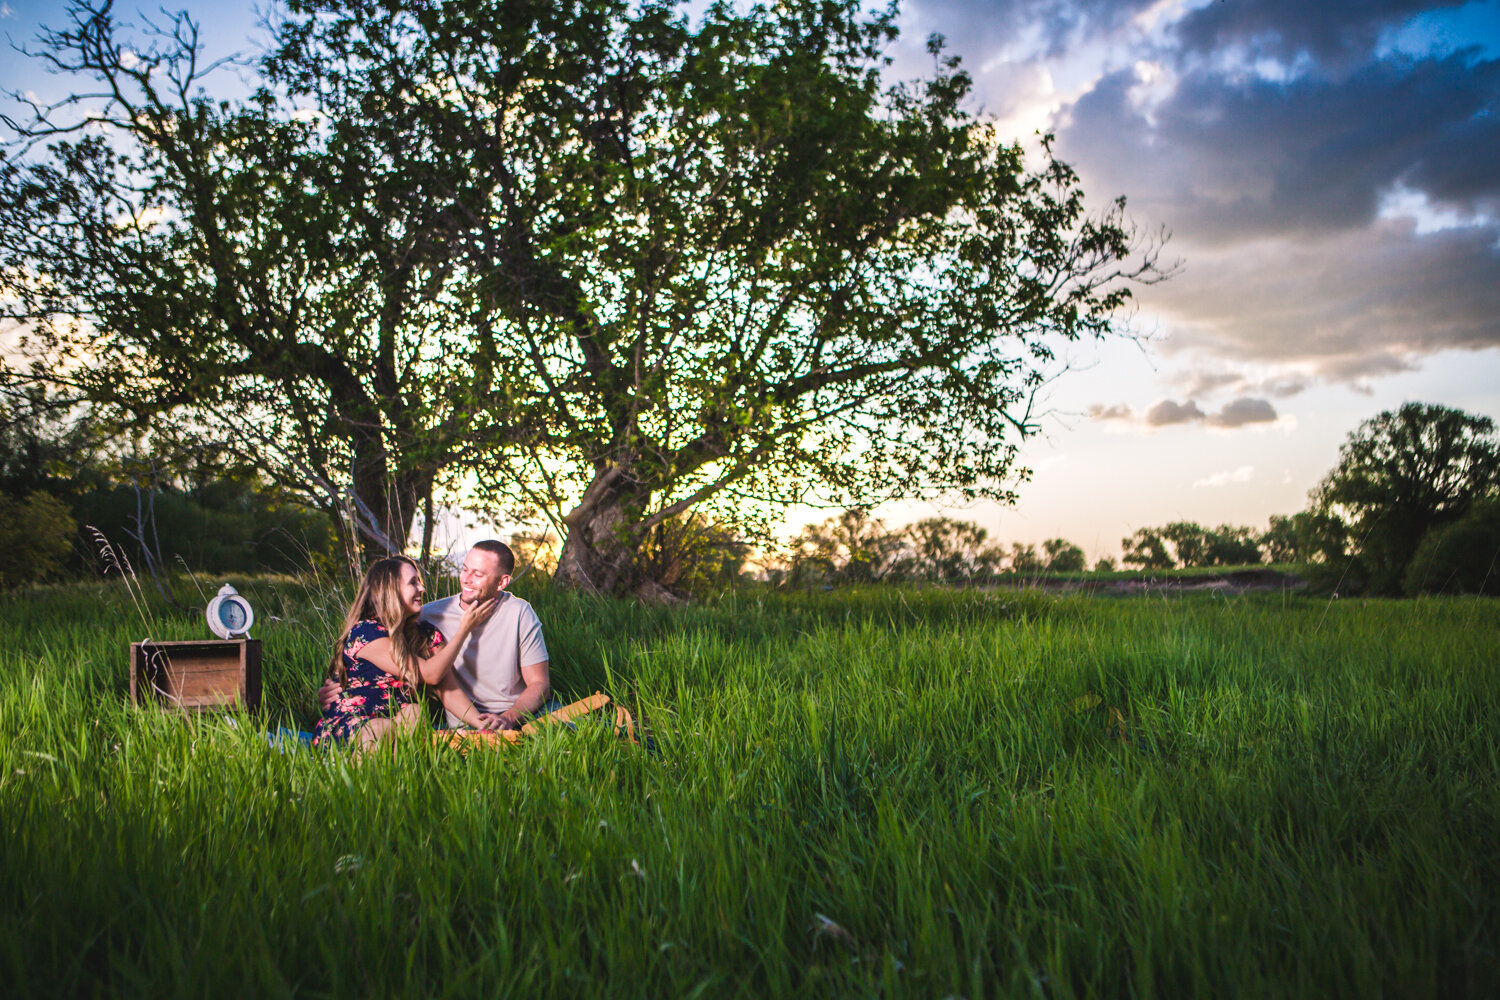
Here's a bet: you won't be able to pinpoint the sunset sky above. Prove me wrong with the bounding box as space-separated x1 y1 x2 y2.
4 0 1497 562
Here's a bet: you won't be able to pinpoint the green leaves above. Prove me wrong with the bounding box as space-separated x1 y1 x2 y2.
4 0 1162 589
1315 402 1500 595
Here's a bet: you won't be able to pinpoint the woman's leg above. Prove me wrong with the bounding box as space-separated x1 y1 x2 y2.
352 716 393 757
352 702 425 758
391 701 424 732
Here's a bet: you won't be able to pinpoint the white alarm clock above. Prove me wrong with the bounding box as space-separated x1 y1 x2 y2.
206 584 255 639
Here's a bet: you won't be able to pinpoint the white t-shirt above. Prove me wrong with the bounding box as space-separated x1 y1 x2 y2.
421 592 548 725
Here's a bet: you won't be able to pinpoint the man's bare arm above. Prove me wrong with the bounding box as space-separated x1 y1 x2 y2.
434 671 489 729
491 660 551 730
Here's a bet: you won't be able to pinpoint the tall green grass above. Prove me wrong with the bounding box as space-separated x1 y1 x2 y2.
1 577 1495 997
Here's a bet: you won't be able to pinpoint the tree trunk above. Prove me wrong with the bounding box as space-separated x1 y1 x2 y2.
553 472 679 601
348 453 433 563
555 493 638 595
382 469 430 559
419 486 436 574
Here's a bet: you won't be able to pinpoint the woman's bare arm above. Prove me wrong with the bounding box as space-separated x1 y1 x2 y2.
356 598 498 686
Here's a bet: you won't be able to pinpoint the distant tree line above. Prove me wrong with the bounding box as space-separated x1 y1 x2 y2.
1122 402 1499 596
760 403 1499 597
769 509 1097 586
771 509 1312 588
4 391 1492 601
0 393 338 590
1121 519 1302 570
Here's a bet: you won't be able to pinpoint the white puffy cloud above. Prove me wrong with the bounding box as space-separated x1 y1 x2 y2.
1193 465 1256 488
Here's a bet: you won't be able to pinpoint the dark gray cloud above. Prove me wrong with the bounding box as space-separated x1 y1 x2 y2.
1208 397 1279 427
1402 99 1500 216
900 0 1500 386
1059 52 1500 243
1123 396 1280 428
1144 218 1500 366
1053 30 1500 375
1174 0 1470 67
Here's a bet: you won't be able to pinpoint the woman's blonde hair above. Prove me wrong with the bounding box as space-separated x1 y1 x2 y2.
327 556 433 686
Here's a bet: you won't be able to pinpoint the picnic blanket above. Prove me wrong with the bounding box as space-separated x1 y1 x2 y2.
434 692 638 752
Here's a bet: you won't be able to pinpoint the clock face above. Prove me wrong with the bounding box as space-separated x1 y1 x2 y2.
218 600 248 632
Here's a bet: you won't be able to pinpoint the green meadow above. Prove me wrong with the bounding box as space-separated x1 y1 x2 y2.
1 578 1496 998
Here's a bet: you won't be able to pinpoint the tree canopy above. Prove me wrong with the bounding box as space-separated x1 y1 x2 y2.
1313 402 1500 594
2 0 1162 596
1121 521 1269 570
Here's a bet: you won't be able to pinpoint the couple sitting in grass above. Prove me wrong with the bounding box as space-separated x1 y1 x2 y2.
313 540 551 754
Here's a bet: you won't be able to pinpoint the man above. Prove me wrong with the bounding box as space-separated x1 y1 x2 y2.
424 540 550 731
319 540 550 731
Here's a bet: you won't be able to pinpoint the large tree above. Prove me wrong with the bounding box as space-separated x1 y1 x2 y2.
1314 402 1500 594
3 0 1162 595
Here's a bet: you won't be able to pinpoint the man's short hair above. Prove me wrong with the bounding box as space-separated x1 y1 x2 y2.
469 539 515 576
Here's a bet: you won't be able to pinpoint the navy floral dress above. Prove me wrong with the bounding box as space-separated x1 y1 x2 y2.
313 618 446 747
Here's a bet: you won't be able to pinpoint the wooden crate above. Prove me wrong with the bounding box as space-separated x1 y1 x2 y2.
129 640 262 712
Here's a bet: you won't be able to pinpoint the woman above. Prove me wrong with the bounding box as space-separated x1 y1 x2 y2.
314 556 495 754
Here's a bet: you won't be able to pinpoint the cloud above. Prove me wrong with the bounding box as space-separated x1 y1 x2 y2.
1059 53 1500 244
1315 358 1413 395
1140 218 1500 368
1193 464 1256 488
902 0 1160 61
1137 396 1279 428
1145 399 1206 425
914 2 1500 238
1257 374 1312 398
1088 402 1135 420
1207 397 1279 427
1313 351 1420 381
1400 99 1500 218
1166 366 1316 401
900 1 1500 395
1171 369 1246 398
1043 12 1500 383
1172 0 1465 67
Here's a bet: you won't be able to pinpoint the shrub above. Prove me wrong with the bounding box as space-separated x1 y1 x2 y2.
0 491 77 589
1403 499 1500 596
